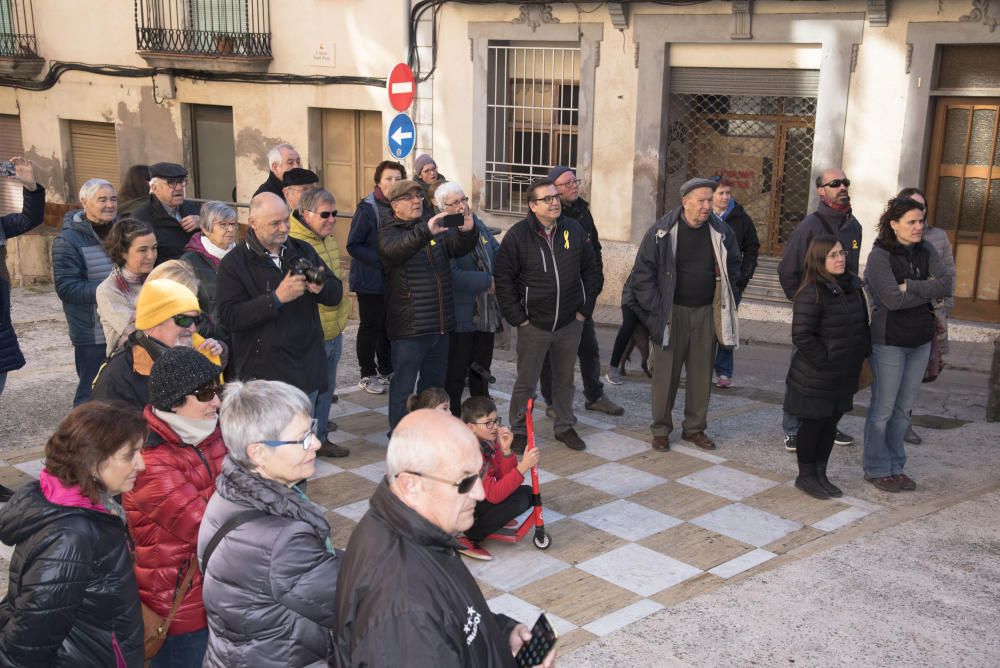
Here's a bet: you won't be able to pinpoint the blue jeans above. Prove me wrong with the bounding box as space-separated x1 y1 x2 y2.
312 335 343 442
713 289 741 378
150 628 208 668
74 343 106 406
389 333 449 431
863 342 931 478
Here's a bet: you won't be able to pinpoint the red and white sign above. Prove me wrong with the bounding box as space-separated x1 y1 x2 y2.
387 63 416 112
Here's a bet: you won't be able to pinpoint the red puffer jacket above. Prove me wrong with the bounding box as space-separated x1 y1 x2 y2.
124 406 227 635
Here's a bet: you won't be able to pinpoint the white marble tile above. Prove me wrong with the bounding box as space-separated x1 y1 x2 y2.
839 495 883 513
350 461 388 484
510 506 565 527
12 459 44 479
334 385 363 397
372 405 390 416
492 389 512 400
576 414 615 430
325 430 359 445
486 593 577 636
669 444 728 464
363 431 390 447
691 503 802 547
534 468 561 485
708 548 776 579
577 543 701 597
570 463 667 498
676 464 778 501
0 542 14 562
580 431 651 462
466 550 570 592
582 599 665 637
573 499 682 541
332 499 369 523
327 400 371 419
811 506 872 532
308 459 345 481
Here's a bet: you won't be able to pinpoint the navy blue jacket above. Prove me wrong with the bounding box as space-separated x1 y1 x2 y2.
0 185 46 374
346 193 391 295
450 216 499 333
51 210 114 348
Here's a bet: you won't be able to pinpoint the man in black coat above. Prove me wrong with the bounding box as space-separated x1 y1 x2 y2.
494 179 602 452
132 162 200 264
377 179 477 432
538 165 623 418
215 192 344 413
776 167 862 451
254 142 301 199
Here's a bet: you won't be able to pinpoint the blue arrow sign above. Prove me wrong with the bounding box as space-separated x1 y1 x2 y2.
388 113 416 160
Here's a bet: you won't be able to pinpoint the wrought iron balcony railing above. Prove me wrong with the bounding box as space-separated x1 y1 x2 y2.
0 0 39 58
135 0 271 58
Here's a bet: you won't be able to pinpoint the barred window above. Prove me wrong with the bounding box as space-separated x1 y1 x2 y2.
485 43 580 216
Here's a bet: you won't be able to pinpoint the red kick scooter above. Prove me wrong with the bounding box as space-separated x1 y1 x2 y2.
486 396 550 550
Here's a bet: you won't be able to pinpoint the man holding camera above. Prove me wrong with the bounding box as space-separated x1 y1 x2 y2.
216 192 345 428
377 179 477 432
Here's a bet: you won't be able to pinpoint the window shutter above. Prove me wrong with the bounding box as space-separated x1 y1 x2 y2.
0 114 24 215
670 68 820 97
69 121 121 200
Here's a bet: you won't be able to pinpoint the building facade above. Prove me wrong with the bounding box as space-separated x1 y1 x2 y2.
1 1 998 322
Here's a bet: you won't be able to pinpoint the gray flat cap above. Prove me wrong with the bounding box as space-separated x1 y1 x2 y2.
680 178 718 198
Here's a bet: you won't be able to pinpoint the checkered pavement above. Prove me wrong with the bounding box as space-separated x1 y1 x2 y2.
0 386 882 655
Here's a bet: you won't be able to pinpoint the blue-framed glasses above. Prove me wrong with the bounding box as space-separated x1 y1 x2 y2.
258 419 318 451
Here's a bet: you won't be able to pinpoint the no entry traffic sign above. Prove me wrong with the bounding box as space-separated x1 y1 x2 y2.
387 63 415 112
388 113 416 159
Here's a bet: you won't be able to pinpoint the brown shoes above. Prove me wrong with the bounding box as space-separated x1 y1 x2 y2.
651 435 670 452
683 432 717 450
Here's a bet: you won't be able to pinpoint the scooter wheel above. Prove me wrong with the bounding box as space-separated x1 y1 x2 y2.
533 534 551 550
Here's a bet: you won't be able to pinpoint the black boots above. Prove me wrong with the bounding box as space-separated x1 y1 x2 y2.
815 460 843 498
795 460 830 500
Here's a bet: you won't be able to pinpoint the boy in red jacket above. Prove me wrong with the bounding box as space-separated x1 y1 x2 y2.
458 396 540 561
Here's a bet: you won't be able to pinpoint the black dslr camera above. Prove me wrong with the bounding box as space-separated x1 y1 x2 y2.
289 257 326 287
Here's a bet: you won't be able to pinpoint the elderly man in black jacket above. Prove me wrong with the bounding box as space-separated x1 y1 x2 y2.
334 409 553 668
215 192 344 440
133 162 201 264
495 179 602 452
377 179 477 432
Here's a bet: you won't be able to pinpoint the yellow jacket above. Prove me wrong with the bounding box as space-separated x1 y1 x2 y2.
289 214 351 341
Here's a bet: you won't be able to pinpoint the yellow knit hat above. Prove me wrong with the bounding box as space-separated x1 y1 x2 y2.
135 279 201 330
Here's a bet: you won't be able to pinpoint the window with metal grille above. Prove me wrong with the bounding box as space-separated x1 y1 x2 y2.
485 43 580 216
135 0 270 57
0 0 38 57
666 68 818 256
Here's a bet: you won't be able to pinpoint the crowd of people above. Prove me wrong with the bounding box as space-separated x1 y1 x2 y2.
0 146 954 665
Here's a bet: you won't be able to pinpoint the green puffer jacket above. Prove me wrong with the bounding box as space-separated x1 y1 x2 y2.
289 213 351 340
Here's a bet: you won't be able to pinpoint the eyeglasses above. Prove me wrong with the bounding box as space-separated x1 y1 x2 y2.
820 178 850 189
474 416 503 428
556 178 583 188
172 313 204 329
530 195 560 205
827 250 848 259
165 178 187 188
192 382 223 402
217 221 238 229
307 210 338 219
445 197 469 207
259 418 318 451
404 470 479 494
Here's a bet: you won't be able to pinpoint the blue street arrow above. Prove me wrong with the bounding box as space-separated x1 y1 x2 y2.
387 113 416 160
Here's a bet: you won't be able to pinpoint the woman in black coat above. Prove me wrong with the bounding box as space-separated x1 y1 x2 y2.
0 401 147 666
784 235 870 499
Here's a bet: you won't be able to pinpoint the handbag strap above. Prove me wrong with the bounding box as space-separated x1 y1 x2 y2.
200 510 261 574
161 554 199 631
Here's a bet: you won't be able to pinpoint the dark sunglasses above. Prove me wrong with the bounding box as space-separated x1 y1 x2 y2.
820 178 850 189
308 209 338 219
192 383 223 402
172 313 204 328
404 470 479 494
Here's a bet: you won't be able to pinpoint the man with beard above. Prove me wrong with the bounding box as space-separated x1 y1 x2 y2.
777 167 862 452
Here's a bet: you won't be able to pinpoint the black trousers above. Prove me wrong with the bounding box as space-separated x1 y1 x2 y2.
465 485 533 543
356 292 392 378
796 411 844 466
609 306 642 368
540 316 604 405
445 330 496 416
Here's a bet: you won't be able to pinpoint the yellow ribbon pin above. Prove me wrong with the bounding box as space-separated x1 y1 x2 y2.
563 230 570 249
430 239 437 246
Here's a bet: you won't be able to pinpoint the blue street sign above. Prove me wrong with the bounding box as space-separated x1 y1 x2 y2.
387 113 416 160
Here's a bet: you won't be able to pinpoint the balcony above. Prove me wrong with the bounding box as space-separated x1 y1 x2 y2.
134 0 271 73
0 0 43 78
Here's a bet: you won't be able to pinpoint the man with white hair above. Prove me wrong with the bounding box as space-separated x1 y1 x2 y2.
133 162 201 263
334 409 555 668
52 178 116 405
255 143 302 200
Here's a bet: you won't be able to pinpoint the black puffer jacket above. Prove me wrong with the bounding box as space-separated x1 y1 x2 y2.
778 203 862 299
562 197 604 277
377 215 477 339
722 202 760 291
494 212 602 332
0 482 144 667
785 274 870 418
132 194 200 264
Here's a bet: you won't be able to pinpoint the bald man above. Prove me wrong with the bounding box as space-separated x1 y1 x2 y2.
216 193 347 456
334 410 555 668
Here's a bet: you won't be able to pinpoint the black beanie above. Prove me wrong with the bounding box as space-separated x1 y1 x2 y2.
149 346 222 411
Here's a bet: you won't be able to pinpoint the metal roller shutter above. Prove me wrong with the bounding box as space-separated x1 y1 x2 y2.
670 68 820 97
0 114 24 215
69 120 121 200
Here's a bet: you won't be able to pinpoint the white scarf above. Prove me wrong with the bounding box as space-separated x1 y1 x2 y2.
202 236 234 261
152 407 218 446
